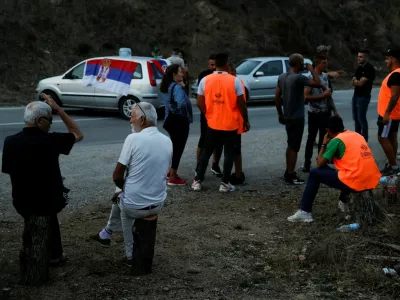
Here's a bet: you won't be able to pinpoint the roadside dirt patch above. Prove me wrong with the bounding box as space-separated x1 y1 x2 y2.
1 184 399 300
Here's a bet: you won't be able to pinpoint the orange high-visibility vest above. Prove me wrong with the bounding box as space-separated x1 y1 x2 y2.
377 68 400 119
333 131 381 191
204 72 239 131
237 78 246 134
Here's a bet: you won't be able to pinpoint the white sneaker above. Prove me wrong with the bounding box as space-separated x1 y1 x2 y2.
287 210 314 223
338 200 349 213
191 180 202 191
219 182 235 193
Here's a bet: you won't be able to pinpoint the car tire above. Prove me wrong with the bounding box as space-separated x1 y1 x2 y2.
42 90 62 106
245 87 249 101
156 107 165 120
118 96 139 120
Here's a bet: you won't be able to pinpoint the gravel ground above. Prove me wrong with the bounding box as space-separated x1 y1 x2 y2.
1 127 399 300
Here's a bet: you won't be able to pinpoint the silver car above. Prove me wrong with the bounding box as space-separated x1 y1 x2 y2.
35 56 170 119
236 56 312 101
190 56 312 101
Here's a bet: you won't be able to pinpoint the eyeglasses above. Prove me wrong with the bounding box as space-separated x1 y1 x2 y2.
40 116 53 124
133 103 147 120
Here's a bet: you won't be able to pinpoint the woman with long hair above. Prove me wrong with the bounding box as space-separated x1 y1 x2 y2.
160 64 193 185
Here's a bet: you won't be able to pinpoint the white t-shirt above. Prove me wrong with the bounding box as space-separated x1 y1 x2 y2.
167 55 185 69
118 127 172 209
197 71 244 96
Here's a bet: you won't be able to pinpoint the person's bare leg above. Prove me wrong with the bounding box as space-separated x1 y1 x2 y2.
389 133 398 162
286 147 298 174
212 150 222 165
196 148 202 163
379 136 397 166
169 168 178 180
234 154 242 178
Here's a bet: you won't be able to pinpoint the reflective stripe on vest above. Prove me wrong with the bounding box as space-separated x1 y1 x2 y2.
333 131 381 191
377 68 400 118
237 78 246 134
204 73 239 131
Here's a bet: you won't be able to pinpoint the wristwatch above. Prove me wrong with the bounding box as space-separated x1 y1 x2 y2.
321 144 327 148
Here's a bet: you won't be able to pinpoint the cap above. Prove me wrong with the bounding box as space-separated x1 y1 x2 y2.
386 48 400 59
153 45 160 52
316 45 331 53
172 48 180 54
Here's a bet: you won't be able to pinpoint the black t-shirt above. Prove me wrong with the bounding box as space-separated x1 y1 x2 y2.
198 69 213 86
197 69 213 123
2 128 76 217
387 72 400 87
354 62 376 97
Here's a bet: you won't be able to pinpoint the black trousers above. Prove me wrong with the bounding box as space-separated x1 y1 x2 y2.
195 127 237 183
22 215 63 260
198 113 223 159
165 117 190 170
304 112 330 167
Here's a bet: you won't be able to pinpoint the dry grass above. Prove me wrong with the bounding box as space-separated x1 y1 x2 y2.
0 184 400 299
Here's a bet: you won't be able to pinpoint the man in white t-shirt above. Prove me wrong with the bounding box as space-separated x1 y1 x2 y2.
91 102 172 266
167 48 185 69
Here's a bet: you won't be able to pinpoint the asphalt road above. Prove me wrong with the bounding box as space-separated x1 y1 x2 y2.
0 88 380 152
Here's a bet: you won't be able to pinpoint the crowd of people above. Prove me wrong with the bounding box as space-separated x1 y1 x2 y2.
1 45 400 276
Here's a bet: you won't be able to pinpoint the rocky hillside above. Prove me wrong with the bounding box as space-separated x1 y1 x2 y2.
1 0 399 105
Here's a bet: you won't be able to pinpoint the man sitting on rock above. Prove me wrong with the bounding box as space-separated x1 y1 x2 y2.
288 116 381 222
91 102 172 266
2 95 83 283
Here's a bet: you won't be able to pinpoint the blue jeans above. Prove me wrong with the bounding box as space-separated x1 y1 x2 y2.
352 95 371 141
300 167 354 213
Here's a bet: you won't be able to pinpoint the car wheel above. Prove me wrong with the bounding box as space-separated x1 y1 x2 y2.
245 88 249 101
42 90 62 106
156 107 165 120
118 96 139 120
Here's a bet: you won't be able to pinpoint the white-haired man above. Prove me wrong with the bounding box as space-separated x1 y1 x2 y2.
91 102 172 266
1 94 83 267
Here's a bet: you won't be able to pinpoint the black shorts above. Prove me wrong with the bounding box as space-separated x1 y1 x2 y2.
377 116 400 138
285 118 305 152
198 113 208 148
234 134 242 155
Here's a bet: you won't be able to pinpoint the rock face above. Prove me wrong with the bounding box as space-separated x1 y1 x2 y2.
0 0 399 103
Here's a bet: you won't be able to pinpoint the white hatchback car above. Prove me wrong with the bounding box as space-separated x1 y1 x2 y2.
35 56 170 119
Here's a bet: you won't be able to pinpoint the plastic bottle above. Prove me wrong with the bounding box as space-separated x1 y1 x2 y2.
336 223 360 232
380 176 390 186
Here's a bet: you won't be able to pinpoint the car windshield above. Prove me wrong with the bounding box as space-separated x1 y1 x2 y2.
236 60 261 75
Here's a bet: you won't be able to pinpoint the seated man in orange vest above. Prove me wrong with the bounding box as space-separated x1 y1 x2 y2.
377 48 400 175
192 53 250 192
288 116 381 222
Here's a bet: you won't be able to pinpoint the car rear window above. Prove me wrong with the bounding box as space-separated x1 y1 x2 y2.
150 63 164 79
236 60 261 75
133 64 142 79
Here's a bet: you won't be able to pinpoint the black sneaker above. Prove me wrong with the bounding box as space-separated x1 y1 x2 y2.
300 165 310 173
284 172 305 185
229 172 246 185
211 164 222 177
381 165 399 176
90 234 111 248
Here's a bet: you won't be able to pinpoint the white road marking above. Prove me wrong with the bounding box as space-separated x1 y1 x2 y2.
0 118 112 126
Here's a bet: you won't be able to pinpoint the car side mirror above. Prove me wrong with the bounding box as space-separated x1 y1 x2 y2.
254 71 264 77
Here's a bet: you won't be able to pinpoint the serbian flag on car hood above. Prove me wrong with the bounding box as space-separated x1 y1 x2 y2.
82 58 139 95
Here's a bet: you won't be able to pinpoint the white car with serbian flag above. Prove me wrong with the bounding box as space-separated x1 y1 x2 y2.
35 54 170 120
